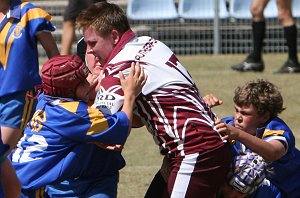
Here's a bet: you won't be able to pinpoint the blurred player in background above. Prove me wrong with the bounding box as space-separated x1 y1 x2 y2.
231 0 300 73
0 0 59 197
76 2 231 197
60 0 105 55
10 55 146 197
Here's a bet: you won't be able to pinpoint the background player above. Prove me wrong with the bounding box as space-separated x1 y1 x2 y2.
231 0 300 73
60 0 105 55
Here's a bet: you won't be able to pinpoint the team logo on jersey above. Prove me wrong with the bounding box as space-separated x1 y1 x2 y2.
94 91 124 115
13 25 23 39
135 37 157 60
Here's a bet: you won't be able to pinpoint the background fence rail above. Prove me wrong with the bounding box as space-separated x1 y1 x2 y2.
31 0 300 57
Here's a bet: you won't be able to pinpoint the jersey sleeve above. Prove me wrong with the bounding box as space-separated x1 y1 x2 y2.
33 100 130 145
83 107 130 145
22 2 56 36
59 102 129 145
261 119 290 152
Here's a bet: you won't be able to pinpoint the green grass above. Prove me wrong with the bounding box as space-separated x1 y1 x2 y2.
118 53 300 197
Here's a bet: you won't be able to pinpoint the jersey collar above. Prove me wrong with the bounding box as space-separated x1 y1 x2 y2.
7 0 21 20
103 29 136 70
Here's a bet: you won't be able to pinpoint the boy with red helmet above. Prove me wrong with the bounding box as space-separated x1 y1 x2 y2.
10 55 146 197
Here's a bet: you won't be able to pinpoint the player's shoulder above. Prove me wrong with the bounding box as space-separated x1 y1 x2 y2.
267 117 290 129
263 117 293 137
222 116 234 125
20 1 50 17
58 100 88 114
20 1 38 11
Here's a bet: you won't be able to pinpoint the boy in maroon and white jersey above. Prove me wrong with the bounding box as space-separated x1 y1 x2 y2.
77 2 231 197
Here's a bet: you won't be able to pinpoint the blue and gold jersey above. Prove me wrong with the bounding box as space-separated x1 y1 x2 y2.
10 94 129 190
223 116 300 198
0 0 55 97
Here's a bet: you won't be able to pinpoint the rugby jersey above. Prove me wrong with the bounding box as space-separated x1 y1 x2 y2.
10 93 129 189
94 31 225 157
0 0 55 96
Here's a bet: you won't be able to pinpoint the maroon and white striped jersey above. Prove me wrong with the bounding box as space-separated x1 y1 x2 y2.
94 36 225 156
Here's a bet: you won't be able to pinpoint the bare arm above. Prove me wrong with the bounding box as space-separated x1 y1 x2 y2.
120 62 147 123
215 119 286 162
37 31 59 58
1 159 21 198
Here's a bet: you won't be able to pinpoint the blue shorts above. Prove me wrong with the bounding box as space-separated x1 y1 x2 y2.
0 91 36 129
45 173 119 198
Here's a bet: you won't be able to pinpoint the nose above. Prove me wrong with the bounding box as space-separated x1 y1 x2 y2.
235 113 242 123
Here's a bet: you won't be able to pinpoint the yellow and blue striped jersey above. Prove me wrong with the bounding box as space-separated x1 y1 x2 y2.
0 0 55 97
10 93 129 190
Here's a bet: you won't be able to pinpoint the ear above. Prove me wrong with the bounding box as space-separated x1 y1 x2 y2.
111 30 120 45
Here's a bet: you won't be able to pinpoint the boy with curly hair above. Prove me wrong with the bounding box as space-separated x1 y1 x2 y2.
215 79 300 198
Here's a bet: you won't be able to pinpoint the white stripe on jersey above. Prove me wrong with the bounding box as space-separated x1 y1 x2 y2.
152 96 176 138
171 153 199 198
136 84 218 156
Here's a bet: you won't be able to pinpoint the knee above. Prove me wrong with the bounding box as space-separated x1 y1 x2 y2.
277 9 294 24
250 5 264 20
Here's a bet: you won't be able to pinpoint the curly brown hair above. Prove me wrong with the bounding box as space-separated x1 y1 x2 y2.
233 79 285 118
76 2 130 37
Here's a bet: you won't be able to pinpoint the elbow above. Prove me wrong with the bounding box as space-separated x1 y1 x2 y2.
262 150 284 162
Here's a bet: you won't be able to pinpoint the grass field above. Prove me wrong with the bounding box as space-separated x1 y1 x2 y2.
117 53 300 197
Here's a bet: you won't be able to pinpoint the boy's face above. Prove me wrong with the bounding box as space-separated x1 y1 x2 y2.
83 26 116 66
233 104 266 135
85 52 102 76
76 80 90 103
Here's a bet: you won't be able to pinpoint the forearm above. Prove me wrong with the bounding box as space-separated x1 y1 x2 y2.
235 128 283 162
37 31 59 58
120 95 136 123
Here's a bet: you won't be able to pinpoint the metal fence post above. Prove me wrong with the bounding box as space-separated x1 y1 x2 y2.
213 0 220 54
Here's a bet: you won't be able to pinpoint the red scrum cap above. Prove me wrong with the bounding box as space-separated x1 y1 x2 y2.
41 55 90 98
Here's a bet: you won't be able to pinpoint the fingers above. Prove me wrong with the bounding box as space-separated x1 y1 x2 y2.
216 122 227 131
203 94 223 108
221 135 229 142
119 70 125 82
136 62 147 86
131 61 147 85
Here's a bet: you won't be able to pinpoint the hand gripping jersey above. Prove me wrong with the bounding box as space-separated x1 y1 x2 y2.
10 93 129 190
0 0 55 97
94 35 225 157
223 116 300 198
